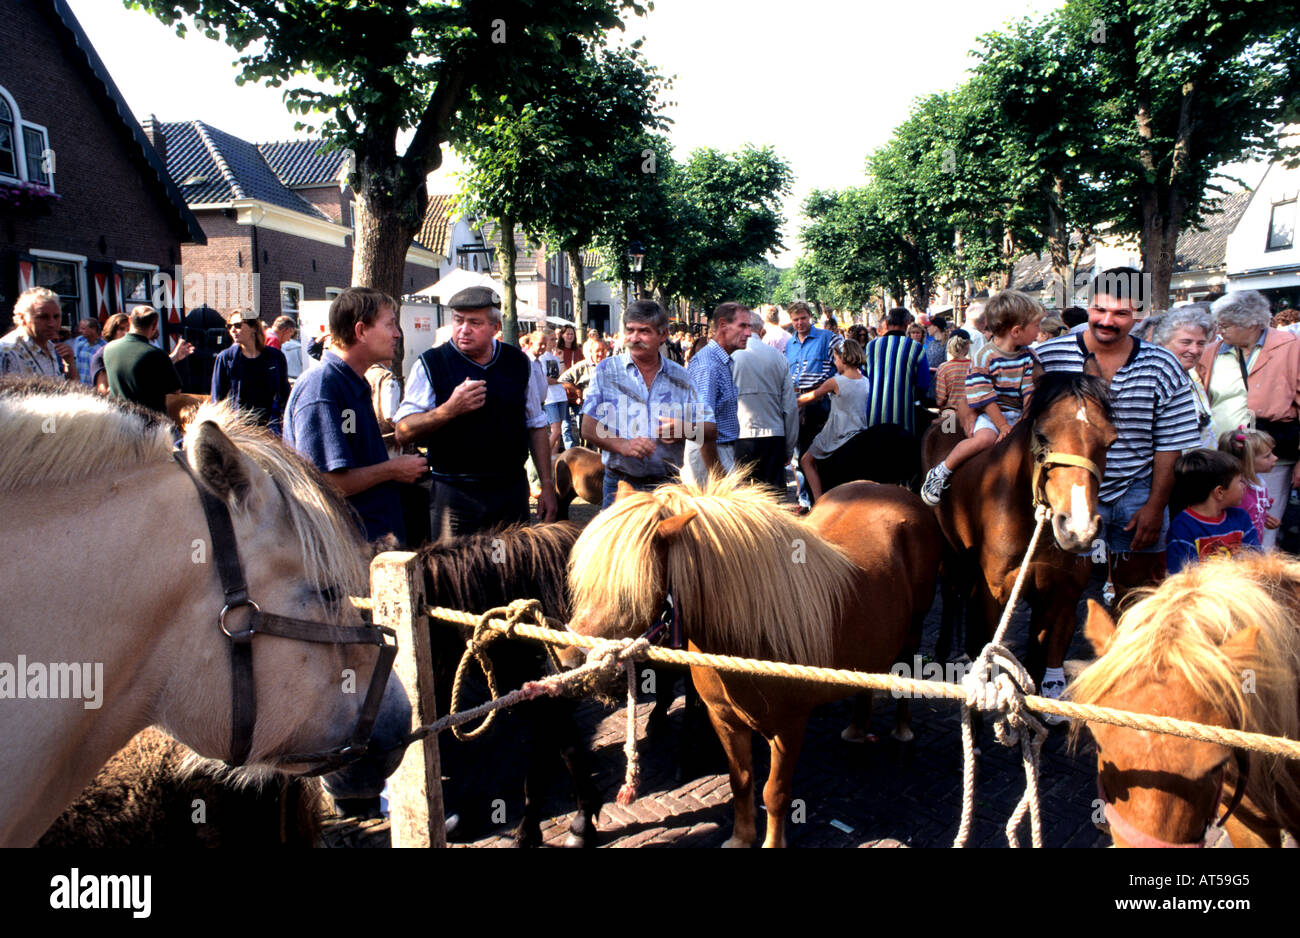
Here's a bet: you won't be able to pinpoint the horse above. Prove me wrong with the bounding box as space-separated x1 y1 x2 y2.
567 473 942 848
554 446 604 520
815 423 923 493
419 523 602 847
1071 552 1300 847
927 372 1117 684
0 379 402 847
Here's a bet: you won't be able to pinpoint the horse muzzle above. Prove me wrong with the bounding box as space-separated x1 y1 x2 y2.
1051 510 1101 553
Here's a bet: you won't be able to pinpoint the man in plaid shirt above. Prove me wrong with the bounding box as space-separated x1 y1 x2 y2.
72 318 105 386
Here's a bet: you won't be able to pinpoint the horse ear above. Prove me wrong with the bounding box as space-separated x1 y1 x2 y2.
1083 353 1106 383
189 420 254 505
616 480 636 501
1220 625 1259 663
1083 599 1117 655
655 509 698 541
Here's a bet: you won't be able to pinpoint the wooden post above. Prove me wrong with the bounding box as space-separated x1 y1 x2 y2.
371 551 446 848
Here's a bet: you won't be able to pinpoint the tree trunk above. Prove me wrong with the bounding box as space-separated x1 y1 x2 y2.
567 247 586 343
1043 178 1075 308
498 215 519 346
352 174 423 380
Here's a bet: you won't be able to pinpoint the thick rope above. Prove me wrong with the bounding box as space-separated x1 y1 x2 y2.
617 661 642 805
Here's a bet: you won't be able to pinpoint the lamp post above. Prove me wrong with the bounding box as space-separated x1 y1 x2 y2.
627 240 645 301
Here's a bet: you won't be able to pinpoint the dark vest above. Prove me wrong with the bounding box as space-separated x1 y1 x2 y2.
418 341 532 478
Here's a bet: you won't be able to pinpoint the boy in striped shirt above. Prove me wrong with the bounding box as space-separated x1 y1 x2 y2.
922 291 1043 505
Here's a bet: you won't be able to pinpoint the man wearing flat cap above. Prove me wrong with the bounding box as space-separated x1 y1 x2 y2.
394 286 557 539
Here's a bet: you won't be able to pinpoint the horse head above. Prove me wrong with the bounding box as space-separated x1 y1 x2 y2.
1025 372 1117 552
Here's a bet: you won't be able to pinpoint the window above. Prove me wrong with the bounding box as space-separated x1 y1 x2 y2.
280 282 304 315
32 256 82 328
472 254 479 272
121 269 153 306
1268 200 1296 252
23 126 49 187
550 255 559 285
561 257 569 288
551 298 559 317
0 97 15 179
325 287 344 301
564 300 571 318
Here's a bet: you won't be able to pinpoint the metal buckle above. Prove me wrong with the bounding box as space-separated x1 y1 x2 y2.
219 599 261 639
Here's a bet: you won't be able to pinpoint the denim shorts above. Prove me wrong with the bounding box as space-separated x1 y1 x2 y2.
1097 475 1168 555
544 401 568 424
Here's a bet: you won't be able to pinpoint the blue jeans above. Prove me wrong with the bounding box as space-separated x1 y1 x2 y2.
1097 475 1169 556
601 468 670 509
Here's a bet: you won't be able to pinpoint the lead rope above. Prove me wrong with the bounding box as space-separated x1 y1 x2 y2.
954 503 1052 848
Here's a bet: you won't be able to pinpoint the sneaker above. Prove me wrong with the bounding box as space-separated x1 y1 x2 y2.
920 465 951 506
1040 678 1067 727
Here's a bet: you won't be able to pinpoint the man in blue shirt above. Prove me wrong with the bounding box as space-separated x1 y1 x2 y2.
683 301 751 486
284 287 427 545
582 299 715 508
786 301 842 509
863 307 931 435
72 318 105 386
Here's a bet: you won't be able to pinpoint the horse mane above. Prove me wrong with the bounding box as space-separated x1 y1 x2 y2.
569 473 858 665
0 377 174 492
1025 371 1114 426
1070 552 1300 821
183 401 369 609
418 522 580 619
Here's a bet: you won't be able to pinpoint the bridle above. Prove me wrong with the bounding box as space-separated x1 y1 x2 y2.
1097 750 1251 848
1029 429 1104 511
173 451 397 775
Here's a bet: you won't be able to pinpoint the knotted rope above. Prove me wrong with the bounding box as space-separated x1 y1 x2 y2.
953 504 1052 848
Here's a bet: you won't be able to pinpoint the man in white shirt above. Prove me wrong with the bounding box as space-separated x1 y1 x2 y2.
0 288 76 380
733 310 798 494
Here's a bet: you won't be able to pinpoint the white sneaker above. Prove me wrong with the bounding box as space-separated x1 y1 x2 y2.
1040 678 1067 727
920 465 950 506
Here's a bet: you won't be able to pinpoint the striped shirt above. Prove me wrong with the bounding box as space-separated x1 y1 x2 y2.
965 343 1037 413
785 326 843 392
687 339 740 444
862 332 930 435
934 357 970 410
1036 334 1200 503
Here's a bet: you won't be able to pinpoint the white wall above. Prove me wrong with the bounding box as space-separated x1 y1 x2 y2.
1226 149 1300 291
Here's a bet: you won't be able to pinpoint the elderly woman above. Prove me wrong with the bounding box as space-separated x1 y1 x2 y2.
1152 305 1216 450
1199 290 1300 548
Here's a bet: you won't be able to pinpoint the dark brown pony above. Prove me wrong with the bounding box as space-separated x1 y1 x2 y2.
554 446 604 520
567 475 941 847
1072 553 1300 847
420 523 601 847
928 372 1116 682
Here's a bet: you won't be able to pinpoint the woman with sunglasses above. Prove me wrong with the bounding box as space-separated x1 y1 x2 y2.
211 308 291 435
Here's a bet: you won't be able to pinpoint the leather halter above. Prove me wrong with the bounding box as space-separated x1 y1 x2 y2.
172 451 397 774
1098 750 1251 848
1029 436 1103 511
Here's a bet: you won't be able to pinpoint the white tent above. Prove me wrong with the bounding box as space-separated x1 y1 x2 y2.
412 269 535 315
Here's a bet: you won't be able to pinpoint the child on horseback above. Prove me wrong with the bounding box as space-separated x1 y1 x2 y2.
1219 427 1278 543
798 339 867 503
922 291 1044 505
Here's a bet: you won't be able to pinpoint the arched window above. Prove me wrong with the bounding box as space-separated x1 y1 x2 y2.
0 84 51 188
0 96 17 180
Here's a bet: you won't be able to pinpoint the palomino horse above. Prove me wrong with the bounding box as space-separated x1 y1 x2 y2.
0 380 401 847
1072 553 1300 847
928 372 1117 683
567 474 941 848
420 523 602 846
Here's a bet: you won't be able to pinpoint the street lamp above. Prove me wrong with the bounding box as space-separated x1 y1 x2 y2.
627 240 645 300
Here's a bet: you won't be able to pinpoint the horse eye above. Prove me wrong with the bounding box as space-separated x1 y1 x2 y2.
317 585 341 605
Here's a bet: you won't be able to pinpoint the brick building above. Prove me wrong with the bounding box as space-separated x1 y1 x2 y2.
0 0 204 334
156 120 444 324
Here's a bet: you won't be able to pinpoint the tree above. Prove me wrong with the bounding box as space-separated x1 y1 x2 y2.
1069 0 1300 308
128 0 649 313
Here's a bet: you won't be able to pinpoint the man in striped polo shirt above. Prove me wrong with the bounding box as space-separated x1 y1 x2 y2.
1037 267 1200 605
862 307 931 435
786 301 842 509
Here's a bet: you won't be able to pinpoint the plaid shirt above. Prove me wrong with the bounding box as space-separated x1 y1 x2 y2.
687 339 740 444
582 351 713 478
72 336 105 386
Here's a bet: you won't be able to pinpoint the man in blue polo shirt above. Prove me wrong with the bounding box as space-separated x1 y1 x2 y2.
284 287 427 545
786 301 842 509
683 301 751 485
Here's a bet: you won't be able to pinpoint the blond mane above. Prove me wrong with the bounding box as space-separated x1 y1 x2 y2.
0 378 173 491
568 473 859 665
184 402 368 606
1070 552 1300 822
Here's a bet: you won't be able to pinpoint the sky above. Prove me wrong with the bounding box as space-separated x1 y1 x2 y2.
64 0 1253 266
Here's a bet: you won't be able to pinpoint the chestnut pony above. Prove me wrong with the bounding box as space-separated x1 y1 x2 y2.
1072 553 1300 847
928 372 1117 682
567 474 941 848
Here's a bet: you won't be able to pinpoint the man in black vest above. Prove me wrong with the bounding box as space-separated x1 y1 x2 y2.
394 287 557 539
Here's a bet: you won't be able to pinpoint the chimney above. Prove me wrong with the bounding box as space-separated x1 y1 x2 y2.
142 114 167 166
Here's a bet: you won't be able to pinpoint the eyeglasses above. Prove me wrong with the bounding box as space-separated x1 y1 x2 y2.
228 322 247 332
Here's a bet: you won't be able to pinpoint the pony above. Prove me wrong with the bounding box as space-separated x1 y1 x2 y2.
419 523 602 847
39 727 323 847
0 378 401 846
1071 552 1300 847
927 372 1117 683
554 446 604 520
567 474 942 847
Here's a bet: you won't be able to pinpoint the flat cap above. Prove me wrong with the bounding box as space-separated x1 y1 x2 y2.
446 286 501 310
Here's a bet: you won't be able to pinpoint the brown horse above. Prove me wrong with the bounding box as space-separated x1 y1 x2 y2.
1072 553 1300 847
928 372 1117 683
554 446 604 520
567 474 941 847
